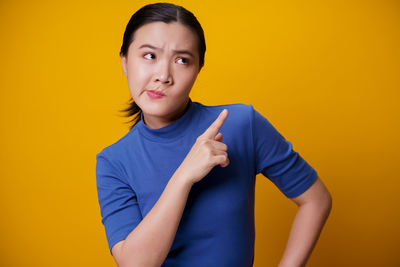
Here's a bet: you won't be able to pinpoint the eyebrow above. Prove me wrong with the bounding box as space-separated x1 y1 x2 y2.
138 44 195 58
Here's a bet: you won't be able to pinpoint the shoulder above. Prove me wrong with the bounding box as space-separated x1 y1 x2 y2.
96 130 137 182
192 101 259 137
96 127 138 162
193 101 254 122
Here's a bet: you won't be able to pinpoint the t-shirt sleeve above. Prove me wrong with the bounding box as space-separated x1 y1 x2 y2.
249 104 318 198
96 151 143 255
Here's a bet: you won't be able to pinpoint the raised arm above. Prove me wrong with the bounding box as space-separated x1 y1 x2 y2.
112 169 192 267
112 109 230 267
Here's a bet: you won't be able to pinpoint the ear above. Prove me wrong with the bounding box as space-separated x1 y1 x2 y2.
120 54 128 77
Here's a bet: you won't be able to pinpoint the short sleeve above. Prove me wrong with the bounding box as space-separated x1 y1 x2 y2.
249 105 318 198
96 152 143 255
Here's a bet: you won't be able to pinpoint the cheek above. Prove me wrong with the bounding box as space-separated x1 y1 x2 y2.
180 70 198 87
175 66 197 82
128 63 152 87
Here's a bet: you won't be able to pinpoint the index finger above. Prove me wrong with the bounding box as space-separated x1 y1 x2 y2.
200 109 229 139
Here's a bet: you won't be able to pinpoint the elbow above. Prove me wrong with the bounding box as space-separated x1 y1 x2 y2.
112 240 127 267
321 190 333 219
113 241 139 267
117 242 162 267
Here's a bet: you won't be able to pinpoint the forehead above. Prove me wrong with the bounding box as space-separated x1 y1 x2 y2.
131 22 198 51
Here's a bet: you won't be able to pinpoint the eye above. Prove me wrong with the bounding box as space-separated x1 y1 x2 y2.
144 53 155 60
177 57 189 65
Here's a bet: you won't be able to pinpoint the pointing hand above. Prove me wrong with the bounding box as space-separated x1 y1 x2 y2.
176 109 230 185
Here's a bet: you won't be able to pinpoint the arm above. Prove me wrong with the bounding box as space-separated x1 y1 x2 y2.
113 109 230 267
113 169 192 267
278 176 332 267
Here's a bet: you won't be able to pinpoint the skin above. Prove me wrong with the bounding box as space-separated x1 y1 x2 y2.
112 109 230 267
113 21 230 266
279 177 332 267
117 20 332 266
120 21 201 129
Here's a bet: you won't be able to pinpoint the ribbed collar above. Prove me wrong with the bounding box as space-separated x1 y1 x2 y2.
136 98 197 143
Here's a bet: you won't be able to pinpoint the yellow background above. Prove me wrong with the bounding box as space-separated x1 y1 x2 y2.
1 0 399 266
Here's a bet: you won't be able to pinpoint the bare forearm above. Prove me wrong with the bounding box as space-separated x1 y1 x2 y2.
119 169 192 267
278 198 332 267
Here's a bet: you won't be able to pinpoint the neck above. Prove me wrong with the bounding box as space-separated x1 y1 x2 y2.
142 98 190 129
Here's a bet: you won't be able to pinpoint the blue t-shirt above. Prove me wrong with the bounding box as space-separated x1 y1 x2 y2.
96 98 318 266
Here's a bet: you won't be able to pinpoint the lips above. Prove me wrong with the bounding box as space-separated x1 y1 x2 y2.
146 90 166 99
147 90 165 96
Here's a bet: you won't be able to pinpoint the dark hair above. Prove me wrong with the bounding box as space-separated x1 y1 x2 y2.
118 2 206 130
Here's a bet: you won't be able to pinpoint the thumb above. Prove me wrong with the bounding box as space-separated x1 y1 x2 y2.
214 132 223 142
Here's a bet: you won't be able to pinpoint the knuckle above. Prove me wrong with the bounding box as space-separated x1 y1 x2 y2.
209 157 217 167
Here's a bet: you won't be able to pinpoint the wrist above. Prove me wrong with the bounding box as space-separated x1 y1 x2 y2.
172 167 194 189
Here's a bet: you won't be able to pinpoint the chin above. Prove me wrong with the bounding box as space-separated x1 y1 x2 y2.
142 106 168 116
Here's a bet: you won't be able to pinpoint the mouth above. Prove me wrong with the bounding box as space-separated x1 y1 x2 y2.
146 90 166 99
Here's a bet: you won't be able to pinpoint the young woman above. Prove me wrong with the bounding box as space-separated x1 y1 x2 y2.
96 3 332 267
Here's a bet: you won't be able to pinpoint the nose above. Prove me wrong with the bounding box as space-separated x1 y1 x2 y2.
154 59 173 84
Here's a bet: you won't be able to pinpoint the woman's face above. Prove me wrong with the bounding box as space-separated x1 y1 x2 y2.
120 21 200 128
